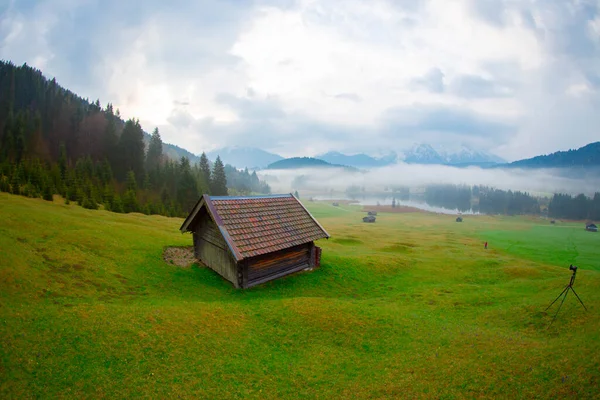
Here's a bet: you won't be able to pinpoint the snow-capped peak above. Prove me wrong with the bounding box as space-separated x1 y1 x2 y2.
401 143 505 165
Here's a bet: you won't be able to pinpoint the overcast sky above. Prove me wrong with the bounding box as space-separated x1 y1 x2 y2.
1 0 599 161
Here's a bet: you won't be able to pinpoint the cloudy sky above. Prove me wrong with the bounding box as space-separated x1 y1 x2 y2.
1 0 599 161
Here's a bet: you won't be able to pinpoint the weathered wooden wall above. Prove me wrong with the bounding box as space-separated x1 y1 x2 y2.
244 243 312 288
192 209 239 288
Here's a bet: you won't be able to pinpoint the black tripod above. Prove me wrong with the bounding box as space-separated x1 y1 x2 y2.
545 265 587 326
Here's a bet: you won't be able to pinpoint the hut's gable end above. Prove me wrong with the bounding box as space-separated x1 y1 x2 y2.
193 209 239 287
195 209 228 250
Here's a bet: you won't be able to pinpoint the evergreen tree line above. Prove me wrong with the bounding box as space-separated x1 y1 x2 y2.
421 184 541 215
422 185 600 219
0 61 270 217
474 186 540 215
548 193 600 221
424 184 472 212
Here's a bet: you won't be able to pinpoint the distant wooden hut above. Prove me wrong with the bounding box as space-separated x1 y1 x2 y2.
586 223 598 232
363 216 376 223
180 194 330 288
456 216 463 222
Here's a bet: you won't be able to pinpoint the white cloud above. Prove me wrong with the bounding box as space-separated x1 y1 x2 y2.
230 0 542 129
566 83 595 97
1 0 599 161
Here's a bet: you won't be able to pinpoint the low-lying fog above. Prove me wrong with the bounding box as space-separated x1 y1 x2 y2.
258 164 600 200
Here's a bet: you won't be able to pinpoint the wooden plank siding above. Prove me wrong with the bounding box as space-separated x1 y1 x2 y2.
244 243 313 288
193 209 239 288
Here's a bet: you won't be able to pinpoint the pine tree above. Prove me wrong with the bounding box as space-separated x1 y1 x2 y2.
116 119 145 182
123 189 139 213
210 156 228 196
126 170 137 193
103 114 118 167
145 127 163 173
58 143 67 181
82 195 98 210
11 164 22 194
143 173 150 190
199 152 211 194
111 194 124 213
42 179 53 201
14 112 26 164
177 157 199 213
0 111 14 162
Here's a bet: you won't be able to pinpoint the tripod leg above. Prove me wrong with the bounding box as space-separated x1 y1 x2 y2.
549 288 569 327
545 285 569 311
569 287 588 311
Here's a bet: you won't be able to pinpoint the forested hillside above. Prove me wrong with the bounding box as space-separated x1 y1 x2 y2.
267 157 357 171
0 61 270 217
508 142 600 168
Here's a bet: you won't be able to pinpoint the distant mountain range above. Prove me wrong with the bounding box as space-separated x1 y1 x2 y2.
207 147 283 169
207 144 504 169
141 133 200 164
316 151 398 168
401 143 505 165
506 142 600 168
266 157 358 171
201 142 600 171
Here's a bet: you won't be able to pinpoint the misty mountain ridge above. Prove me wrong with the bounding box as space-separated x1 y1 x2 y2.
401 143 506 165
506 141 600 169
208 144 504 170
266 157 358 172
316 151 398 168
142 133 200 164
206 146 283 169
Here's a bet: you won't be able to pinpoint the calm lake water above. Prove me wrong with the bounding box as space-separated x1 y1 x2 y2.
314 196 478 215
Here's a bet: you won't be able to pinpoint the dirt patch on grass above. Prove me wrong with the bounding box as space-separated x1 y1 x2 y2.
163 246 197 268
362 205 424 213
332 237 363 246
326 200 360 205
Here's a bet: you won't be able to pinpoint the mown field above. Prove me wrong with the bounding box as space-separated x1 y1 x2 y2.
1 193 599 399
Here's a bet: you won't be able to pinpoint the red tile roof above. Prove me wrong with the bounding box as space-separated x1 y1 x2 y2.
180 194 329 261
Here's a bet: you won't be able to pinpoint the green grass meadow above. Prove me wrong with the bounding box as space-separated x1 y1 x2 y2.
1 193 599 398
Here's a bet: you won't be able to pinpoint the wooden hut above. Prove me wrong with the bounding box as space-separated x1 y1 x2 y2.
586 223 598 232
363 216 376 223
180 194 330 288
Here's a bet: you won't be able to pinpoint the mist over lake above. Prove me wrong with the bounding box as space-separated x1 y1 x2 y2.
259 163 600 198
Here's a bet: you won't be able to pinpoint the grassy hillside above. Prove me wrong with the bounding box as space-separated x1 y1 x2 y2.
1 194 599 398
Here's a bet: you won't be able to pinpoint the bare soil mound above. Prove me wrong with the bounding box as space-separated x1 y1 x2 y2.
362 205 424 213
163 246 197 268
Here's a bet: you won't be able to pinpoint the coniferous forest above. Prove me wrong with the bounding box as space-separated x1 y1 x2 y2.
0 61 270 217
414 184 599 220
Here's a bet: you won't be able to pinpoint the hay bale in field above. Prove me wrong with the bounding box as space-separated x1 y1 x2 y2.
363 216 376 223
456 216 463 222
367 211 377 216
